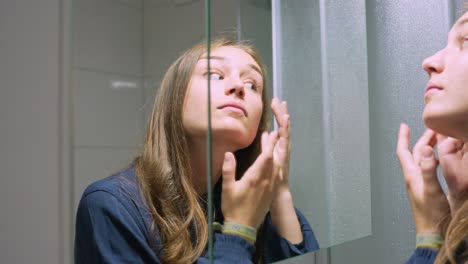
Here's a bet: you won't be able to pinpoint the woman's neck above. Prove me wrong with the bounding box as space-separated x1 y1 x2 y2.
188 137 236 195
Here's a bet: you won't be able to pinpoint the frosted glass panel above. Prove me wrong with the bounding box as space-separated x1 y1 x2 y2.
328 1 452 264
273 0 371 251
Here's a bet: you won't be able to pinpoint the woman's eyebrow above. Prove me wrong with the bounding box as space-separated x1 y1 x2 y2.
247 64 262 77
199 55 263 76
448 17 468 41
454 17 468 30
200 55 225 61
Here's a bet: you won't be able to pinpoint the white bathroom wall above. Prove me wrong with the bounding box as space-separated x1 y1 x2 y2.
143 0 238 117
0 0 62 263
71 0 144 210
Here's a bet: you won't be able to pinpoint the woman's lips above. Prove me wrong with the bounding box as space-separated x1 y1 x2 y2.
218 103 247 116
425 86 443 93
424 83 444 101
425 81 443 94
425 81 444 96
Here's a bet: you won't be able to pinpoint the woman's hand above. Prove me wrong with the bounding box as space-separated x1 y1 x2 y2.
436 135 468 215
271 97 291 195
269 98 303 244
221 131 279 229
396 123 450 234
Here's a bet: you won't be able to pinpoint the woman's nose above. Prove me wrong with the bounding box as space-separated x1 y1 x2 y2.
422 49 445 76
225 76 245 97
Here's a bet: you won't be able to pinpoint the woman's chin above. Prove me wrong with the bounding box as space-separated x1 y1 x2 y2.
423 109 467 139
423 109 445 131
212 129 255 149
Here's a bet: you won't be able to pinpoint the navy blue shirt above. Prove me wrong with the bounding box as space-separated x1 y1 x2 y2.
75 167 320 263
405 248 438 264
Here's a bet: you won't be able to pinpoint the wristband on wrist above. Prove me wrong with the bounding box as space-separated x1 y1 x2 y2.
416 233 444 250
213 222 223 233
221 222 257 244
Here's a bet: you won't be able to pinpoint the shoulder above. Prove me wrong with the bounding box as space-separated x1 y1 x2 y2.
77 166 150 226
75 167 161 263
82 166 138 198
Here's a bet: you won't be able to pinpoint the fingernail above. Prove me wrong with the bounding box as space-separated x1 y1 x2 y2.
224 153 231 162
422 148 432 159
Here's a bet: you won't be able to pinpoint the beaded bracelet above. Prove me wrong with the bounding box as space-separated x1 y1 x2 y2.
216 222 257 244
416 233 444 250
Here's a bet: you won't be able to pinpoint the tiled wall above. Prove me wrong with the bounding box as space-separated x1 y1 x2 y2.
72 0 144 209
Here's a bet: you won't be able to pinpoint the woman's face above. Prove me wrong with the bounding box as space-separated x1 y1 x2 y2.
422 11 468 137
182 46 264 150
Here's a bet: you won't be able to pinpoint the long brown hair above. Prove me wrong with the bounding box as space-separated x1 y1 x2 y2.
435 200 468 264
134 36 269 263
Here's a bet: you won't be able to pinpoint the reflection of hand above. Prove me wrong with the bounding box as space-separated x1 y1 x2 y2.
396 124 450 234
221 131 279 230
436 134 468 215
269 98 302 244
271 97 290 195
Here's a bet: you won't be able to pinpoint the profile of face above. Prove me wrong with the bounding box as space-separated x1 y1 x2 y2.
422 11 468 138
182 46 264 151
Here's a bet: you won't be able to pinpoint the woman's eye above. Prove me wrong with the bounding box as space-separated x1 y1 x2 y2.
463 37 468 48
209 73 223 80
244 82 256 91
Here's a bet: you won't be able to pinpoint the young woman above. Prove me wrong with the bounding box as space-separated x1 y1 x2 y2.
74 37 319 263
397 9 468 264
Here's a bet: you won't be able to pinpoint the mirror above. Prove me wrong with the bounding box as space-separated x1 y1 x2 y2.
235 0 372 253
71 0 371 262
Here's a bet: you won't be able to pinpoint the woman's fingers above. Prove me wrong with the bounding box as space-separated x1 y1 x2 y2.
250 131 278 178
396 124 450 234
271 98 289 129
396 124 441 187
397 123 415 174
221 131 280 229
271 98 283 125
265 131 279 155
279 114 290 140
261 131 277 156
222 152 237 189
437 135 464 155
396 123 410 154
272 98 290 159
435 133 448 146
412 128 437 163
419 146 440 186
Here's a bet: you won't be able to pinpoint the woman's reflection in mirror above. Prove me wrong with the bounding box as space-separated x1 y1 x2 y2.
74 36 319 264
